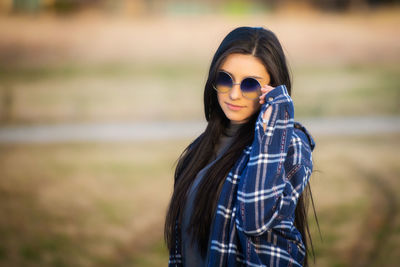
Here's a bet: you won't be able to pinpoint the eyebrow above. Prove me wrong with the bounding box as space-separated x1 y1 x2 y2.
220 69 263 80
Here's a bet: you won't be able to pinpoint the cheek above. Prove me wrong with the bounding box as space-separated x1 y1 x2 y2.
217 93 227 107
248 100 261 115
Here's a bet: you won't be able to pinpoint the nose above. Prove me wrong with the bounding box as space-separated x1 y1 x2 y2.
229 83 241 100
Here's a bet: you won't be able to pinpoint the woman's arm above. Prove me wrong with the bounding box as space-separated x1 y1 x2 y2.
235 84 312 236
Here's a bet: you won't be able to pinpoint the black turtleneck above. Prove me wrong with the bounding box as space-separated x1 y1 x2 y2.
181 121 242 266
212 122 242 160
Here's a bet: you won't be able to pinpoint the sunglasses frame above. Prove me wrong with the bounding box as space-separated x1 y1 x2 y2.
212 70 263 100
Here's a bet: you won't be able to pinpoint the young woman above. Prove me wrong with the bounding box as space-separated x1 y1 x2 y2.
164 26 318 267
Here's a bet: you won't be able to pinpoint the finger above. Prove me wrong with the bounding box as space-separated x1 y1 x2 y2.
261 85 274 92
260 91 268 97
260 89 270 96
259 92 268 102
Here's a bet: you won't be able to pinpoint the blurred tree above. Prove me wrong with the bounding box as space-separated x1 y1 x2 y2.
13 0 40 13
52 0 99 14
5 0 400 15
307 0 397 11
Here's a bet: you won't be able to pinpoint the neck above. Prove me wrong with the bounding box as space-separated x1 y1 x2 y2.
224 121 243 137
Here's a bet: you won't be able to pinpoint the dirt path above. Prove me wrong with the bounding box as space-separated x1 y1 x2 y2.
0 116 399 143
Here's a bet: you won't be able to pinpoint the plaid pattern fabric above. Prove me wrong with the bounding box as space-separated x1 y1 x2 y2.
169 85 316 267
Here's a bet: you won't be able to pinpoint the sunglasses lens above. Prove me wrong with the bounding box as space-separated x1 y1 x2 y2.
214 71 232 93
241 78 261 99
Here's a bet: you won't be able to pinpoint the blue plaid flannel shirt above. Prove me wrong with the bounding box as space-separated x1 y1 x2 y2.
169 84 316 266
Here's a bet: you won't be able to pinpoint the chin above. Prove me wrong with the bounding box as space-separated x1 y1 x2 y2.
225 113 248 123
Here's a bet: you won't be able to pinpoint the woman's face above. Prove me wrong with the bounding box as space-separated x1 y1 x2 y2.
216 53 271 124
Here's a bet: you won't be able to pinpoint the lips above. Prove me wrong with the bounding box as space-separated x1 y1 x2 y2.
225 102 245 111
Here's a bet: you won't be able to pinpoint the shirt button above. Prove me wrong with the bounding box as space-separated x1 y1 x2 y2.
268 97 274 101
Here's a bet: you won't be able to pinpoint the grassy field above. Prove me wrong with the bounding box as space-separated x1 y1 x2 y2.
0 140 179 266
308 133 400 267
0 133 399 266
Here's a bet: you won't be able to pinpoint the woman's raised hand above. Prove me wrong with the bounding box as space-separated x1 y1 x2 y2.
259 85 275 131
258 84 275 105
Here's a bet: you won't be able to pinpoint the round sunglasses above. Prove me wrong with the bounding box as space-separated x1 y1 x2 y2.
212 70 263 99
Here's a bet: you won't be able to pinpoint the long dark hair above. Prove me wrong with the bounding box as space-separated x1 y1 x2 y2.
164 26 320 266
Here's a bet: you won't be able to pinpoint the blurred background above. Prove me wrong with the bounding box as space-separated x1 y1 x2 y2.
0 0 399 266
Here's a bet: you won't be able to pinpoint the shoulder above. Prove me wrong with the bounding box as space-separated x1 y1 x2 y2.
188 133 204 150
285 122 315 170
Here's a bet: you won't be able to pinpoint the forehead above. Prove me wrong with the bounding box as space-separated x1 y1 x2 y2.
219 53 269 80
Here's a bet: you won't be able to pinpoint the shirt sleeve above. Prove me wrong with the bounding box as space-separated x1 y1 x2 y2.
235 84 313 236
